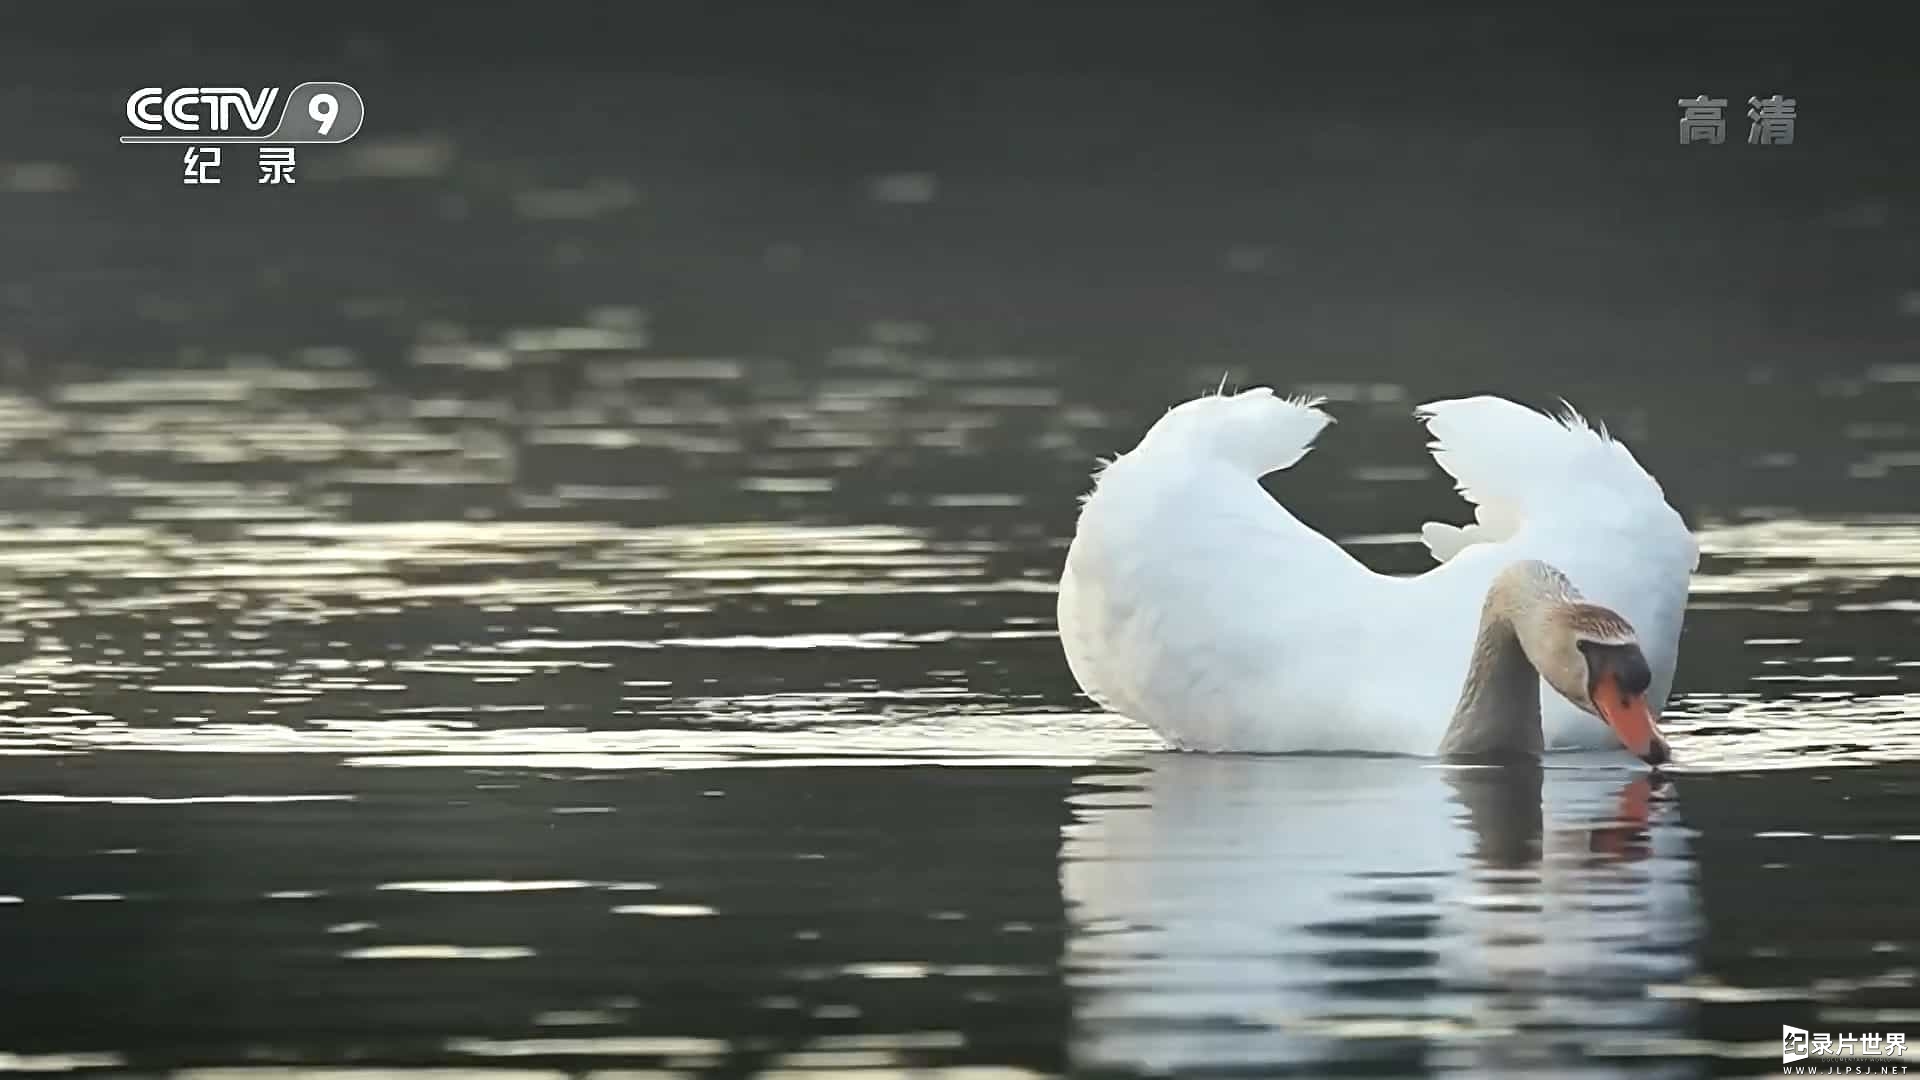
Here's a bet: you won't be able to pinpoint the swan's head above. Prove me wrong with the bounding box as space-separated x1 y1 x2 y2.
1544 605 1669 766
1448 561 1671 767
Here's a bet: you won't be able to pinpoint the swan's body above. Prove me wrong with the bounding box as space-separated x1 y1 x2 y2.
1057 388 1696 756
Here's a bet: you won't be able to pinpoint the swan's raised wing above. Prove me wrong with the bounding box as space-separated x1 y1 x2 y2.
1060 387 1386 749
1414 395 1695 569
1127 385 1336 480
1411 395 1699 742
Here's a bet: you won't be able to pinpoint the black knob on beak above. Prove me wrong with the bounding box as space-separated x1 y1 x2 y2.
1642 734 1671 768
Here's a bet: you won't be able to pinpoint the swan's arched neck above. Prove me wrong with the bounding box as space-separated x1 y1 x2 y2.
1437 561 1583 761
1438 613 1543 760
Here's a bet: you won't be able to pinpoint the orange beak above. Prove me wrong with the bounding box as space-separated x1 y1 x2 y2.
1594 672 1669 766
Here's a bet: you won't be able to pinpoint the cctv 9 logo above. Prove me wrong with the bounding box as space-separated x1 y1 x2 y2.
122 82 364 144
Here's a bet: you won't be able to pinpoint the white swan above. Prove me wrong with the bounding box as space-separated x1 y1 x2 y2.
1056 387 1697 762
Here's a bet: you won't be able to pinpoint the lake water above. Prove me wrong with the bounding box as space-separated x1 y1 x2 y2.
0 352 1914 1079
3 12 1920 1075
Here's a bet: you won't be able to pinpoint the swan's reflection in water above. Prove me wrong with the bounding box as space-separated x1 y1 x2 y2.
1062 756 1700 1076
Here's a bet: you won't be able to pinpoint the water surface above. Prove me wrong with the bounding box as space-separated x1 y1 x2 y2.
0 357 1913 1079
3 12 1919 1072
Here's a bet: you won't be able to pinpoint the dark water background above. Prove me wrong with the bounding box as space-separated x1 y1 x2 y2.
0 3 1917 1077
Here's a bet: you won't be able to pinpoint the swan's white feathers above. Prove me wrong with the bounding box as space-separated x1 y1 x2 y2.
1130 386 1333 480
1420 501 1523 562
1415 396 1669 564
1058 384 1699 756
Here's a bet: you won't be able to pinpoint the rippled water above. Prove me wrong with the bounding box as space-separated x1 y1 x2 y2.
5 9 1920 1068
0 349 1913 1078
